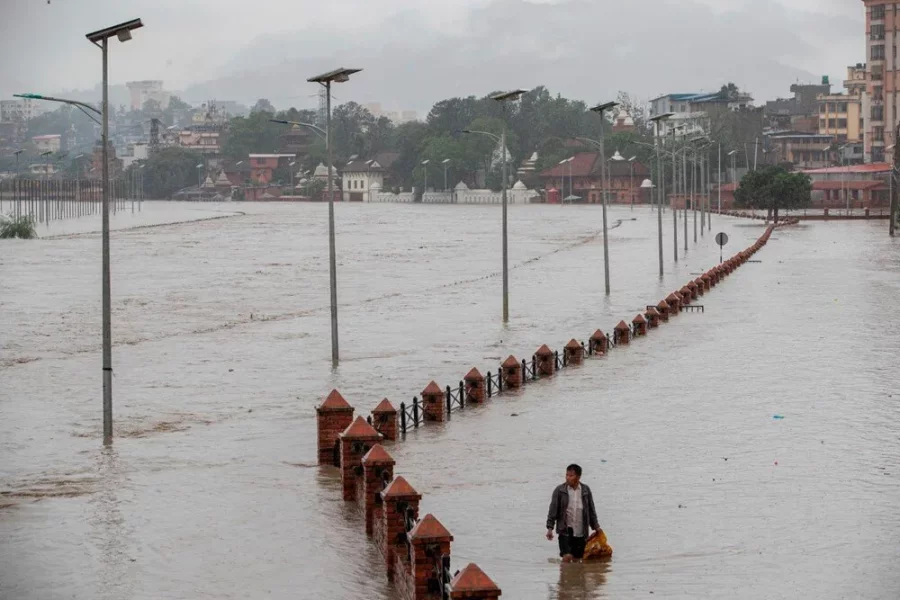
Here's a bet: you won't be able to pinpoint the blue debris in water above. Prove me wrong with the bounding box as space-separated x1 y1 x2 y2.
773 415 785 420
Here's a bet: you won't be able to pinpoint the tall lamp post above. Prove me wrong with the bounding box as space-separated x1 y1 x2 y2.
627 155 637 210
84 18 144 446
304 68 361 366
558 157 573 201
196 163 204 192
589 101 618 295
421 159 430 197
649 113 674 276
289 160 296 196
442 158 451 192
490 89 527 322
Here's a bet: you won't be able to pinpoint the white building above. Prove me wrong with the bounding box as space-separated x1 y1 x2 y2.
126 80 170 111
341 158 385 202
122 142 149 169
1 98 44 122
32 134 61 153
649 92 754 137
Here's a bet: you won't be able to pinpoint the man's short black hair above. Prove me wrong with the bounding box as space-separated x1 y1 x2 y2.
566 463 582 476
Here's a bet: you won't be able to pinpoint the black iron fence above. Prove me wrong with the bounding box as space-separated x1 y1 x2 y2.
0 178 142 225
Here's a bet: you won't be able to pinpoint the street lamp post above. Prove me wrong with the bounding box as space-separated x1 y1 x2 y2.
488 89 528 323
442 158 450 192
85 18 144 446
421 160 430 198
289 160 296 197
627 155 637 210
308 67 362 366
559 157 573 201
670 125 685 257
13 149 23 218
649 113 674 277
590 101 618 296
196 163 204 193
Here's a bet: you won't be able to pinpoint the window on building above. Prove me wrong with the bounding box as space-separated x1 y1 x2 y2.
837 119 848 129
819 103 827 113
875 126 885 140
839 102 848 113
871 44 885 60
820 118 827 129
872 23 885 39
873 5 885 19
873 105 885 121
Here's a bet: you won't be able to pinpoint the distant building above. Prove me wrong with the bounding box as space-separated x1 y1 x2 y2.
90 141 121 179
178 130 222 157
611 110 635 133
122 142 149 169
279 124 314 158
1 98 43 123
764 81 832 133
126 80 170 111
341 158 385 202
249 154 294 184
801 162 890 207
767 133 835 169
363 103 418 123
817 93 862 144
537 152 651 204
649 91 753 137
27 162 58 177
32 134 61 153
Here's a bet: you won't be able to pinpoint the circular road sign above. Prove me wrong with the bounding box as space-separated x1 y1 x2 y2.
715 232 729 247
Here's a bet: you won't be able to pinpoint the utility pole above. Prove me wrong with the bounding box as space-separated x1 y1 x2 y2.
891 124 899 236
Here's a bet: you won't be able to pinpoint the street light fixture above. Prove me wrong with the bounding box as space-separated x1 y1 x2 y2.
627 156 637 210
590 101 618 295
649 112 674 276
559 157 574 201
421 159 430 196
83 17 144 446
442 158 451 192
306 67 362 366
487 88 528 322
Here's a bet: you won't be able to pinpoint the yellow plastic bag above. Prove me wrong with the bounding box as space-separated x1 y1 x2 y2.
582 529 613 560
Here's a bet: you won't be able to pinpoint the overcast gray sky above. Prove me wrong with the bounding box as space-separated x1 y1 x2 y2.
1 0 864 113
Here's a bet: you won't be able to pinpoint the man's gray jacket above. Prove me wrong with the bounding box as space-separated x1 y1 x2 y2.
546 483 600 536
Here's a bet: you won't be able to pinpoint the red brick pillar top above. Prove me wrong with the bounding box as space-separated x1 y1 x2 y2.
501 355 522 388
614 320 631 345
464 368 486 403
316 389 354 466
372 398 399 442
421 380 445 422
693 278 705 295
535 344 554 376
450 563 502 599
679 286 692 304
666 293 681 315
644 306 661 328
564 339 583 365
409 514 455 600
339 416 383 501
380 476 422 578
632 313 648 336
656 300 670 321
687 281 699 299
362 444 395 535
590 329 608 354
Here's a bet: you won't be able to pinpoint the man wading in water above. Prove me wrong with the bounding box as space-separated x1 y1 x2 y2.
545 463 601 562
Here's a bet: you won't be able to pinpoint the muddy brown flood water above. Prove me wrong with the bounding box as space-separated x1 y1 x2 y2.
1 202 899 599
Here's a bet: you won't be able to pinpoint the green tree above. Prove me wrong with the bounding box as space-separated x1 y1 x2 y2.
222 111 283 161
251 98 276 114
734 166 811 222
137 146 203 198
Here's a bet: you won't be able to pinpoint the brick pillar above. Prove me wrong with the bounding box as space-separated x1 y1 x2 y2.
464 368 485 403
632 314 648 337
666 293 681 315
371 398 398 441
408 514 454 600
655 301 670 322
379 476 421 579
535 344 554 376
421 381 445 422
693 279 705 296
687 281 699 299
613 320 630 345
590 330 608 354
679 287 692 305
450 563 502 599
362 444 395 536
339 417 383 501
564 339 583 365
316 390 354 466
501 356 521 388
644 307 661 329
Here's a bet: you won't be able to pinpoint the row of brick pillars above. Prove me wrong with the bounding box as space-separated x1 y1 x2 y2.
315 390 502 599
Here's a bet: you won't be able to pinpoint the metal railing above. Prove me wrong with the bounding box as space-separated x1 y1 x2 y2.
0 177 141 226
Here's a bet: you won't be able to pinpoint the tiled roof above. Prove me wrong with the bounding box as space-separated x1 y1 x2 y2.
802 163 890 174
538 152 598 178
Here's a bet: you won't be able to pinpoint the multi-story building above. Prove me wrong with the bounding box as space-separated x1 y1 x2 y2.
1 98 43 122
861 1 899 162
32 134 61 153
248 154 294 185
767 133 835 169
818 94 862 143
765 82 833 132
126 80 170 111
649 91 754 136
